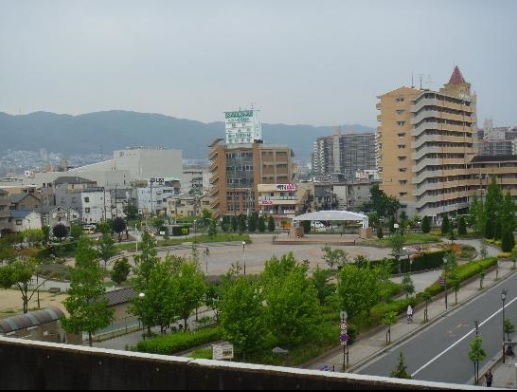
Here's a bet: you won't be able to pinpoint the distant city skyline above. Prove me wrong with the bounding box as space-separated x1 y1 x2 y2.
1 0 516 128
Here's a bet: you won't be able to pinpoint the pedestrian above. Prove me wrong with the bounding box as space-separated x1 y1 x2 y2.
485 369 493 387
407 305 413 323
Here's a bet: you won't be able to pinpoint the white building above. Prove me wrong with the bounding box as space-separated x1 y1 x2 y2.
224 109 262 145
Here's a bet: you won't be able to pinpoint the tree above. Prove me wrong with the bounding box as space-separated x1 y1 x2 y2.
248 212 258 233
501 228 515 253
42 225 51 244
70 224 84 240
112 217 127 241
262 254 320 347
448 271 461 305
469 193 485 235
124 203 139 221
267 215 275 232
479 242 488 260
390 231 405 273
219 276 267 360
401 273 415 298
321 245 348 270
98 231 117 271
110 257 131 285
208 218 217 238
422 290 432 322
484 177 503 240
132 230 160 289
390 352 411 379
441 215 450 236
457 216 467 235
53 223 68 239
376 226 384 239
257 216 266 233
382 311 397 345
231 216 238 233
0 258 45 313
311 266 335 305
421 216 431 234
468 335 487 385
143 258 180 334
62 236 114 347
173 259 207 330
221 215 231 233
238 214 247 234
337 264 384 320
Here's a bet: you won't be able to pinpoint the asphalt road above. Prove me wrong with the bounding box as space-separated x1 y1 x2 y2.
357 269 517 385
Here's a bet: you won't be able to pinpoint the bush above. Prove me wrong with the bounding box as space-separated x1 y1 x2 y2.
136 327 221 355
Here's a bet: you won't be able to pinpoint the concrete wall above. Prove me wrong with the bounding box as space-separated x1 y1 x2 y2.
0 337 479 390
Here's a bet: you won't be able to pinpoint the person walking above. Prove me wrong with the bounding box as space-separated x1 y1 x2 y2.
484 369 493 387
407 305 414 323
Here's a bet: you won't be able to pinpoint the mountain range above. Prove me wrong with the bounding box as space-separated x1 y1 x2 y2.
0 110 374 161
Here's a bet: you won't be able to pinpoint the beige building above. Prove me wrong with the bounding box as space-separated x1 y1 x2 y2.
376 66 477 221
209 140 294 218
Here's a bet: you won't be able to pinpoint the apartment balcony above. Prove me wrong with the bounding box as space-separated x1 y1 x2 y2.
209 149 219 161
412 146 441 161
411 110 439 126
209 162 219 172
411 97 438 114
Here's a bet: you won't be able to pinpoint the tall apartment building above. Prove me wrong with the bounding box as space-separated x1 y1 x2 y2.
376 66 477 221
209 140 294 218
312 131 376 179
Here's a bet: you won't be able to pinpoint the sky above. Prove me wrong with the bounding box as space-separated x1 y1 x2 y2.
1 0 516 128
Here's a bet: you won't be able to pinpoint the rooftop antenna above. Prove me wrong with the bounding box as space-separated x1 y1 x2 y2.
411 72 414 88
419 74 423 89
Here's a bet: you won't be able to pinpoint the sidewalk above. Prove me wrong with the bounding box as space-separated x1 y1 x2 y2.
303 260 516 389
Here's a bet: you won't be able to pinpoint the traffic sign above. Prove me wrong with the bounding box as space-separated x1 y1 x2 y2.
439 276 445 286
340 322 347 330
340 311 348 321
340 334 348 343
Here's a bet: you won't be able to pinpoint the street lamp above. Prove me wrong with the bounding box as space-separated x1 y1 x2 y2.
502 289 507 363
139 292 146 340
242 241 246 275
443 256 448 311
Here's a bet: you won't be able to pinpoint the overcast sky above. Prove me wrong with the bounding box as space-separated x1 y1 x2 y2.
1 0 515 128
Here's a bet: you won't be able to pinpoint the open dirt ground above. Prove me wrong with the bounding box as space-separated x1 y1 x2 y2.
0 289 68 318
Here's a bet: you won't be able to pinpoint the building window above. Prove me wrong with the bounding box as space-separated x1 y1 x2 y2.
16 219 22 225
396 96 405 102
397 145 406 149
85 207 90 213
397 132 405 137
84 197 90 203
399 168 407 172
397 121 405 126
396 109 405 115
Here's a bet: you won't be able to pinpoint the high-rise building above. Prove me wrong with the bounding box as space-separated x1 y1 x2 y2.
312 130 376 179
376 66 477 221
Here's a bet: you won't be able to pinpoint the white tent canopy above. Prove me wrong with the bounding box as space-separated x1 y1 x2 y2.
292 210 369 229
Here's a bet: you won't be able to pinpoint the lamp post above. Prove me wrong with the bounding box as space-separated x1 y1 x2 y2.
502 289 507 363
139 292 146 340
242 241 246 275
443 256 448 311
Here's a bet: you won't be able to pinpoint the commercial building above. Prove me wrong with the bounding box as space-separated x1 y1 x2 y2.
209 140 294 218
376 66 477 221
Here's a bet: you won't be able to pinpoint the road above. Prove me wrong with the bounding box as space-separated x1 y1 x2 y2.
356 265 517 385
